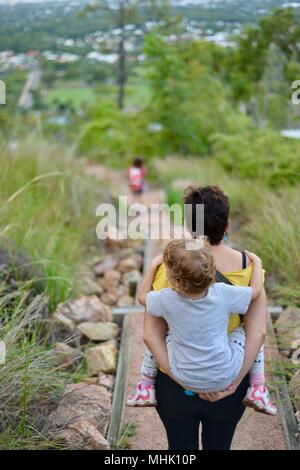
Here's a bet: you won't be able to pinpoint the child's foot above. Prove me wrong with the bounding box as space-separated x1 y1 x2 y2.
127 382 157 407
242 384 277 415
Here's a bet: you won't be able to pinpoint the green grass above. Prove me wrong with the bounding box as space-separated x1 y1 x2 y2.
45 73 151 111
47 86 96 108
0 136 100 308
0 289 65 449
116 422 136 450
243 186 300 305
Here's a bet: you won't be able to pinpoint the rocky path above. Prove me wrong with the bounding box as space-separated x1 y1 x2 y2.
86 163 287 450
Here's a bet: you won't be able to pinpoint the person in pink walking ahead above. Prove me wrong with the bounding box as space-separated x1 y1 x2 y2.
128 157 146 202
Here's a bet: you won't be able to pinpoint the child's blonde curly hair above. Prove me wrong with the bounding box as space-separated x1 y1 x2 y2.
163 238 216 296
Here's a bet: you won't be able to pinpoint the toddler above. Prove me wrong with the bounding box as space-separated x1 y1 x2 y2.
127 239 277 416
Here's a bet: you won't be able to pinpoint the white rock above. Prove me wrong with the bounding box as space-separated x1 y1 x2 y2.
54 295 112 325
77 322 120 342
85 340 118 376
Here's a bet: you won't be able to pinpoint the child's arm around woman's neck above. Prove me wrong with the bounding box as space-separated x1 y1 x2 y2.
245 250 263 300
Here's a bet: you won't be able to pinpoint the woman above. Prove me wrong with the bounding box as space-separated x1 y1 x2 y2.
143 185 267 450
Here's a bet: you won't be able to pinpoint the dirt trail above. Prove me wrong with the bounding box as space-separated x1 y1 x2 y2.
86 163 287 450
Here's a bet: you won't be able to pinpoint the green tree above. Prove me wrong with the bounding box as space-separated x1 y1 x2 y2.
226 7 300 126
144 34 248 155
82 0 171 109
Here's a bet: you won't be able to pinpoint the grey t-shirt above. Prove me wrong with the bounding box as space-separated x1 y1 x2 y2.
146 283 252 391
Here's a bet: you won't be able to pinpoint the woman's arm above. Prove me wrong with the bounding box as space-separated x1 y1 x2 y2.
143 312 171 374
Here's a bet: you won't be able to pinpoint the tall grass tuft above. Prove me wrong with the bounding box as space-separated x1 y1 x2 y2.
243 187 300 305
0 288 65 449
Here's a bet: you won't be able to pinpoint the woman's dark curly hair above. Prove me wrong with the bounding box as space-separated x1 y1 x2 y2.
183 186 230 245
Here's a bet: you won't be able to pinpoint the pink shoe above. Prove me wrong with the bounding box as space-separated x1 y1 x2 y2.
243 384 277 416
127 382 157 407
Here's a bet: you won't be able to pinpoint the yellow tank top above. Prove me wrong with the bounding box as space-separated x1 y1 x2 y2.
152 262 254 332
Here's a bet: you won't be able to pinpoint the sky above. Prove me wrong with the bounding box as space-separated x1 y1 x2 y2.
0 0 70 4
0 0 226 4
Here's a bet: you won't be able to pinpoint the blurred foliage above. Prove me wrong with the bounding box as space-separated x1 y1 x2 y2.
76 35 250 159
211 130 300 187
143 34 249 155
225 7 300 102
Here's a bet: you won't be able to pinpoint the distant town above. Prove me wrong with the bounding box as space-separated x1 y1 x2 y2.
1 0 299 72
0 18 237 72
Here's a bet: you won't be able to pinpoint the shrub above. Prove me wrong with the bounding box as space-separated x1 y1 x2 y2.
212 130 300 188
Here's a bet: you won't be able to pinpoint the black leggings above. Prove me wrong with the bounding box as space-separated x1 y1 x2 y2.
155 370 248 450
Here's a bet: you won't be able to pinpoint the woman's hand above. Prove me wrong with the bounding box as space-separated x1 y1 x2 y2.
151 253 163 268
198 387 236 402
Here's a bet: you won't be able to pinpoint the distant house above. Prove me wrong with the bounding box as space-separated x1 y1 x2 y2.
87 52 118 64
59 53 79 63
